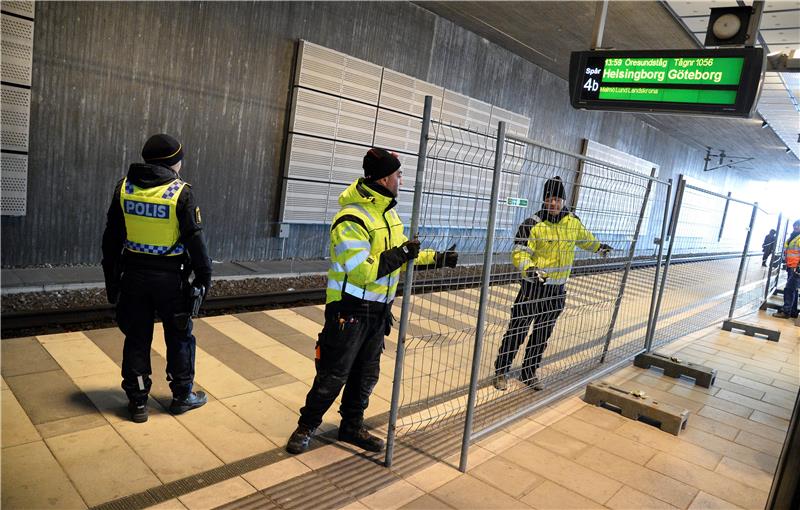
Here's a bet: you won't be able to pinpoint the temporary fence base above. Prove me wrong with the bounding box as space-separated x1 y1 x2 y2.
584 380 690 436
760 297 783 311
633 352 717 388
721 319 781 342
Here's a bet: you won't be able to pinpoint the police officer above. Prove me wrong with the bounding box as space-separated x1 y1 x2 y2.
774 220 799 319
493 176 612 391
102 133 212 423
762 229 777 267
286 148 458 454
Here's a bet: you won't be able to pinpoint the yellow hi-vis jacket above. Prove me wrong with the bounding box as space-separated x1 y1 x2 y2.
511 211 600 285
785 234 800 269
120 177 187 256
326 179 436 304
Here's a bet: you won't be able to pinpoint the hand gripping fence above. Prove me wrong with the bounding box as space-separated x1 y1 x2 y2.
384 101 672 470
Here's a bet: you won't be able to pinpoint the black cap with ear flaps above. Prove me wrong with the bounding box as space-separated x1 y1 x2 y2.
363 148 400 181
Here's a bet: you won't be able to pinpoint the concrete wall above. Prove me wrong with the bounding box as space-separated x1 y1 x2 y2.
1 1 780 266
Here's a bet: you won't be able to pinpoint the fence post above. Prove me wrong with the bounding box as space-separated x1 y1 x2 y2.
649 176 687 347
717 191 732 242
762 213 783 306
458 121 506 473
385 95 432 467
773 219 789 293
644 178 673 352
600 167 656 363
728 202 758 319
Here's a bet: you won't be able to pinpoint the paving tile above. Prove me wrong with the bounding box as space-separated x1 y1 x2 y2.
519 480 603 509
222 390 300 445
571 403 628 430
680 427 778 473
5 369 98 424
711 378 765 400
476 430 521 454
646 452 767 510
46 425 160 507
688 491 745 509
1 388 41 447
432 474 532 510
341 501 372 510
34 413 108 439
152 324 260 399
295 443 353 470
749 410 790 431
698 405 787 444
193 320 283 380
0 337 61 377
39 333 120 378
404 461 462 493
252 372 299 389
501 441 621 504
575 447 697 508
1 440 87 509
263 380 342 432
504 417 545 440
686 413 739 441
468 456 542 498
69 372 134 424
761 391 796 410
250 343 317 382
1 376 8 389
114 413 223 483
293 305 326 325
527 427 590 459
178 476 256 510
714 389 791 420
604 485 678 510
174 400 275 463
148 499 188 509
734 429 783 457
714 457 775 493
615 421 722 470
360 479 424 510
549 415 656 465
241 457 311 490
398 494 453 510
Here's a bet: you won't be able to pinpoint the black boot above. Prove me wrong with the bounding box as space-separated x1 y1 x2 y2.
338 424 385 452
169 391 207 415
286 424 316 454
128 400 148 423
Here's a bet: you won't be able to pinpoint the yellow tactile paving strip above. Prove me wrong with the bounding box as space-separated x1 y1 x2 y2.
1 281 797 509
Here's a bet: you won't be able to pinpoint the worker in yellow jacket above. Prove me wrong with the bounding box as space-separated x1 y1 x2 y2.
774 219 800 319
286 148 458 454
493 176 612 391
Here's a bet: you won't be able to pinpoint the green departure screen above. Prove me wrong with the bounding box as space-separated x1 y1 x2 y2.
569 49 763 117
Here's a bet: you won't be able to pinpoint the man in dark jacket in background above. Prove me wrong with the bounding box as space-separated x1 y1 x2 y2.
762 229 777 267
102 133 212 423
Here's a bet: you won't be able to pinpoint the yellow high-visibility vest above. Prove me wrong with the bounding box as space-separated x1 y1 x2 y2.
120 177 186 256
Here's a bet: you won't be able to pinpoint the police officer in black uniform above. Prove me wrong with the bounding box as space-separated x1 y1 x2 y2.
102 133 212 423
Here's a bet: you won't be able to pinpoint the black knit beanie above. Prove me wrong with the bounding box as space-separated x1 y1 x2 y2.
142 134 183 167
363 148 401 181
543 176 566 201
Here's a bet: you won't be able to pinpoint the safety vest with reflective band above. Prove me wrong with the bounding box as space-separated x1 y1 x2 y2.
785 234 800 269
511 212 600 285
326 179 436 304
120 177 186 256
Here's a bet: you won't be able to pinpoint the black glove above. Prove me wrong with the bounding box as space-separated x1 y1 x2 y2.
400 239 421 260
191 272 211 299
523 266 548 283
105 283 119 305
434 243 459 268
597 243 613 258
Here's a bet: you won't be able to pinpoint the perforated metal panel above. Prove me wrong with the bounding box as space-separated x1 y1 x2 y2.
1 153 28 216
1 1 35 19
282 40 531 227
1 14 33 87
1 85 30 151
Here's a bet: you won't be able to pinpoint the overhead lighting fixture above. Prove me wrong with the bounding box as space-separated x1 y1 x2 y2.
704 6 752 47
761 119 769 128
786 148 792 153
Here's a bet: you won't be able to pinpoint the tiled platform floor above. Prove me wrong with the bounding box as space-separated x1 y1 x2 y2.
2 295 797 509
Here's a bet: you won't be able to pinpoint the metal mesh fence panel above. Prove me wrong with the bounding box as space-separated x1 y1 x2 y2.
388 123 670 445
650 183 758 348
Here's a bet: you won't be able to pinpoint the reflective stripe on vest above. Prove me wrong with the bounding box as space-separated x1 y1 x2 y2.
120 177 186 257
786 235 800 268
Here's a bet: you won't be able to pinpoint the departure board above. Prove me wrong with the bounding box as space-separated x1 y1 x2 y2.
569 48 764 117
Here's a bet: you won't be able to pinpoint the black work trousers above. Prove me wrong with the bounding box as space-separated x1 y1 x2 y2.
494 279 566 381
116 268 195 403
298 301 387 430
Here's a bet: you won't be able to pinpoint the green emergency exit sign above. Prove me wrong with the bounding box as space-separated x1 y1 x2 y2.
505 197 529 207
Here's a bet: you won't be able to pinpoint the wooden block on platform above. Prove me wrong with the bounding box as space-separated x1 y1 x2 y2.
634 352 717 387
584 381 689 436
